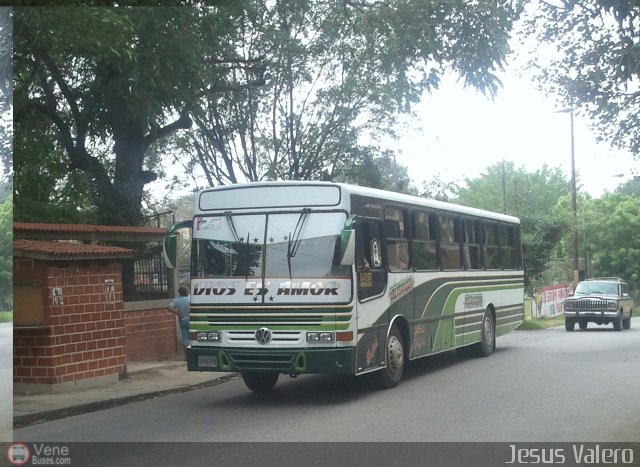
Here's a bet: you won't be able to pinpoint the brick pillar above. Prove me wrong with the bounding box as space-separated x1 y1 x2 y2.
14 260 128 393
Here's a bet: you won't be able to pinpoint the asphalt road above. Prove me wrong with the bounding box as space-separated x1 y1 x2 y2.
15 325 640 445
0 322 11 442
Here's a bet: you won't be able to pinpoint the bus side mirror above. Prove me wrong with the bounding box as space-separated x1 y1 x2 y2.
339 228 355 266
163 220 193 269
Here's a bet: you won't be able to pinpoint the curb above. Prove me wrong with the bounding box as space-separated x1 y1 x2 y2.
14 373 240 429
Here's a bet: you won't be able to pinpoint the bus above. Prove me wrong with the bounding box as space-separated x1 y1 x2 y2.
165 181 524 393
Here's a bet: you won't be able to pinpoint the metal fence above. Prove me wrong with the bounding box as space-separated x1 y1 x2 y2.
122 248 170 302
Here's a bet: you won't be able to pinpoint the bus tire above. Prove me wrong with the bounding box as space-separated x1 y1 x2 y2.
472 310 495 357
376 324 404 389
242 372 279 393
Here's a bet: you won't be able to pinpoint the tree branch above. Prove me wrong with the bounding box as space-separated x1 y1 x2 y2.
36 49 89 141
143 114 193 150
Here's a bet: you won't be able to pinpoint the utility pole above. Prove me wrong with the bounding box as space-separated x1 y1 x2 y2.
557 107 579 288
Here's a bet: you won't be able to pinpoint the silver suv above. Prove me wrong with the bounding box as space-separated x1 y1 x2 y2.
563 277 633 331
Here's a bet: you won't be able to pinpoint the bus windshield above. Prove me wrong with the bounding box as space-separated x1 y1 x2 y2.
191 211 351 304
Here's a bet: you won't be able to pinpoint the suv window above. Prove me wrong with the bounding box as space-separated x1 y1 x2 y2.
574 281 618 295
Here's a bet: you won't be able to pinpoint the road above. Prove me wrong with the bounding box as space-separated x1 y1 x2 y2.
15 325 640 445
0 322 11 442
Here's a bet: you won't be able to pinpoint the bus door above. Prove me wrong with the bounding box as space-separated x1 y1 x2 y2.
353 218 388 374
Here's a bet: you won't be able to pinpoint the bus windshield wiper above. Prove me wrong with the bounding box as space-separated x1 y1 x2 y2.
287 208 310 278
224 211 240 242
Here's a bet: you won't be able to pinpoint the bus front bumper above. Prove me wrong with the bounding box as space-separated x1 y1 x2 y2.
187 346 355 374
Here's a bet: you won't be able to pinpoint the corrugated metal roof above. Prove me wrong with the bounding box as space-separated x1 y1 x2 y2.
13 222 166 235
13 239 135 260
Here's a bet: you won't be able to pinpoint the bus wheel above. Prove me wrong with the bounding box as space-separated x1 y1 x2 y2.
473 310 495 357
242 372 279 393
376 325 404 389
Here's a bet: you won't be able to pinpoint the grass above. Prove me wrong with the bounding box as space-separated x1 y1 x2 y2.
518 298 565 330
0 311 12 323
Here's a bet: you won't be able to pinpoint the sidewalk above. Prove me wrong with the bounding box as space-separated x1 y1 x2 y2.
14 357 238 429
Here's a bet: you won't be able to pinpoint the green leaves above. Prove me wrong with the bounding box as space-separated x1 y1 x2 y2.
526 1 640 157
0 189 11 310
178 0 520 187
584 193 640 291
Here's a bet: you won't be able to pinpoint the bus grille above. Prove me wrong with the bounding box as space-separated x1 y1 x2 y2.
228 353 294 370
227 330 302 344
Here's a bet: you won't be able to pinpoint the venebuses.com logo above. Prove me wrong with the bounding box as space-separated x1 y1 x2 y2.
7 442 71 465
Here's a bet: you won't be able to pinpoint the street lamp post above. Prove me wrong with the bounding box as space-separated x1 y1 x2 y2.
557 107 579 288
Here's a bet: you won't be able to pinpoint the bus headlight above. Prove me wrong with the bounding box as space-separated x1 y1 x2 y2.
197 331 220 342
307 331 334 343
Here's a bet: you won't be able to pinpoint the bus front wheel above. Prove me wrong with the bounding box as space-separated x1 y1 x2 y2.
242 372 279 393
375 324 404 390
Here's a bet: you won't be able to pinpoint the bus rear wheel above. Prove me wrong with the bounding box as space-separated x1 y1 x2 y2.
242 372 279 393
375 324 404 390
472 310 495 357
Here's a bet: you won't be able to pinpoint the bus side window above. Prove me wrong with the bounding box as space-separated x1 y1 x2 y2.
463 218 482 270
356 220 387 301
412 210 438 270
439 214 462 270
483 222 500 270
385 205 410 272
499 224 517 270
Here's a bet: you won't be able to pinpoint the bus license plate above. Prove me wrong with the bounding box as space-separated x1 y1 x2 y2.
198 356 218 368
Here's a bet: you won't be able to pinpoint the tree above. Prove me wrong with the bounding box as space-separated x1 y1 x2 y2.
0 192 11 310
332 147 414 193
455 162 569 292
525 1 640 159
14 5 265 226
16 2 522 225
418 175 460 203
169 0 522 188
616 176 640 197
0 8 11 179
581 193 640 292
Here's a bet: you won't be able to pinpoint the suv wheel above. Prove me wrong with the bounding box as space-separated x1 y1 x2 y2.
578 319 588 330
622 312 631 330
612 313 623 331
565 317 575 332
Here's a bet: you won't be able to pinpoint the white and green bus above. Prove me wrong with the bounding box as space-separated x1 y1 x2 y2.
166 181 524 393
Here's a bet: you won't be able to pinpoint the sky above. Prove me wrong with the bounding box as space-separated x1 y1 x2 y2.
393 70 637 198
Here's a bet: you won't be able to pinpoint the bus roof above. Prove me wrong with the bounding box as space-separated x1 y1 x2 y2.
196 181 520 224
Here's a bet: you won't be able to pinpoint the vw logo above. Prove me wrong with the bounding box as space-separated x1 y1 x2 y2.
255 327 272 345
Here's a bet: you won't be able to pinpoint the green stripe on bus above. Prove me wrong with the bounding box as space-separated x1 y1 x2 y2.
190 323 351 331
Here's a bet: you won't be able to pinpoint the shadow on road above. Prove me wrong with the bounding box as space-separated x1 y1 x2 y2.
207 348 493 408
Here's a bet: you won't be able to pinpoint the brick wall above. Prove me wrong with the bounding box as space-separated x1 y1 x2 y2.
124 307 177 361
14 260 127 390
